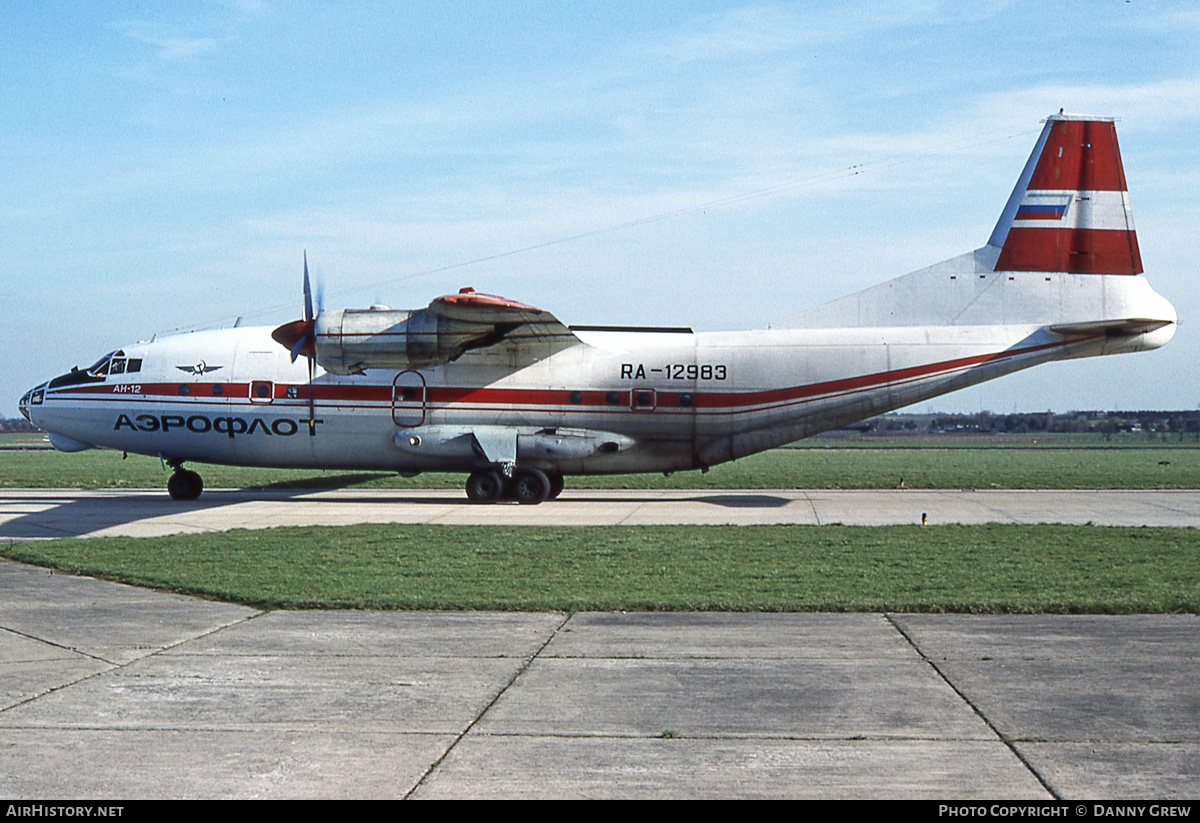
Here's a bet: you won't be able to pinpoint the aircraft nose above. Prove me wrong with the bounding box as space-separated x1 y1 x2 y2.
18 383 46 424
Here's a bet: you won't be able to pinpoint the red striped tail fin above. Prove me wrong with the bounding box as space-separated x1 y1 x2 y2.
989 113 1143 274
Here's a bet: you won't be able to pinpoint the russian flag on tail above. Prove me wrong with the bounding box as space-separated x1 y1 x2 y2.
1014 200 1069 220
990 114 1143 274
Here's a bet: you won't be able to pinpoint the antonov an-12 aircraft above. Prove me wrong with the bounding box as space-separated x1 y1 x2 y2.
20 114 1175 503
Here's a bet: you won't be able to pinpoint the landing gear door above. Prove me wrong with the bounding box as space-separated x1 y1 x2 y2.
392 370 426 427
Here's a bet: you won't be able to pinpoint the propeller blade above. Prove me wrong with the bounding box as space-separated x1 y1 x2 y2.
271 252 321 361
303 251 318 434
289 331 312 363
303 251 314 322
307 351 317 435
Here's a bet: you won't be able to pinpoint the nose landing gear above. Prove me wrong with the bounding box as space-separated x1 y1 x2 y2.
166 463 204 501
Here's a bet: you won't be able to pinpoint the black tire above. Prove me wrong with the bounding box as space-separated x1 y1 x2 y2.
465 469 505 503
547 473 565 499
512 468 551 505
167 469 203 501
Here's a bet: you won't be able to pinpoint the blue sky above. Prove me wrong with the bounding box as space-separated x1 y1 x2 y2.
4 1 1198 415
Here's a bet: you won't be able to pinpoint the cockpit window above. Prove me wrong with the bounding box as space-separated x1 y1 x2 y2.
84 350 130 378
86 351 117 377
49 350 130 390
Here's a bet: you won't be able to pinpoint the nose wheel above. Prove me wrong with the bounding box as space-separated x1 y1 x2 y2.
167 467 204 501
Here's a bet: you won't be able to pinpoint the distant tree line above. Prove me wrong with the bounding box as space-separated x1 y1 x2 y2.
847 410 1200 438
0 418 40 433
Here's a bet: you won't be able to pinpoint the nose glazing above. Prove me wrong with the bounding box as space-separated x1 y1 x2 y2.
18 383 46 423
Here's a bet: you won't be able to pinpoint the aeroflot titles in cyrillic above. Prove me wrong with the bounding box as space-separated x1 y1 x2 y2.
114 414 324 437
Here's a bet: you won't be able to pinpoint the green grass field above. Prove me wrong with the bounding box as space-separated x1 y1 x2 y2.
1 437 1198 490
0 432 51 450
4 523 1197 613
4 433 1196 614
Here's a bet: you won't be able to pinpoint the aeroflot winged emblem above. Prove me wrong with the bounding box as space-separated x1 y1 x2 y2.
176 361 223 376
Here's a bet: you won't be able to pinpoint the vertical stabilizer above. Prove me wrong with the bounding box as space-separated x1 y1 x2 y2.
989 113 1142 274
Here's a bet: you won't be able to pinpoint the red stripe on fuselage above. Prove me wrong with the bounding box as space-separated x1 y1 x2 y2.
46 338 1080 414
691 338 1068 409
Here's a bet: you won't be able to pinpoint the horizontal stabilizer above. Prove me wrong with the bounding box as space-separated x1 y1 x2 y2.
1048 318 1172 337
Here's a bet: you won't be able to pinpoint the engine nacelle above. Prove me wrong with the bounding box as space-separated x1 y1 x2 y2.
314 308 498 375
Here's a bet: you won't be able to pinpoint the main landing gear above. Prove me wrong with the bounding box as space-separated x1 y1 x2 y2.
465 467 565 505
166 463 204 501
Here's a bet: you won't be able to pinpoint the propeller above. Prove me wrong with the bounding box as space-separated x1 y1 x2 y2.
272 252 317 360
270 251 322 435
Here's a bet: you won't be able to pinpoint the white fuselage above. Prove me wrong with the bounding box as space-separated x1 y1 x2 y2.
21 268 1174 478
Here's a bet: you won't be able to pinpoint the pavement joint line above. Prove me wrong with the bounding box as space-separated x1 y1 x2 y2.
976 503 1027 525
0 624 118 667
404 610 572 799
423 505 461 525
1141 499 1200 516
884 613 1061 800
0 604 267 716
0 724 462 736
444 730 1004 741
933 488 1026 525
614 502 644 526
0 652 117 716
0 635 121 715
799 490 822 525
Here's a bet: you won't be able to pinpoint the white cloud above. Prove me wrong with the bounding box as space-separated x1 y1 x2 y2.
111 20 217 61
972 77 1200 132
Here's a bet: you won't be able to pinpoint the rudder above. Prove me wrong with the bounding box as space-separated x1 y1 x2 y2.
989 114 1142 275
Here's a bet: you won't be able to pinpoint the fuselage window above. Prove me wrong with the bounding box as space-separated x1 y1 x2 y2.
126 359 142 373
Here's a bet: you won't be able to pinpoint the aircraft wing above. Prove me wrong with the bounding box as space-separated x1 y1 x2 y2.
428 288 581 348
302 288 582 375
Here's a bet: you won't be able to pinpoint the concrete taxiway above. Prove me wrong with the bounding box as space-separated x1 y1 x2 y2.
1 559 1197 799
3 488 1200 539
